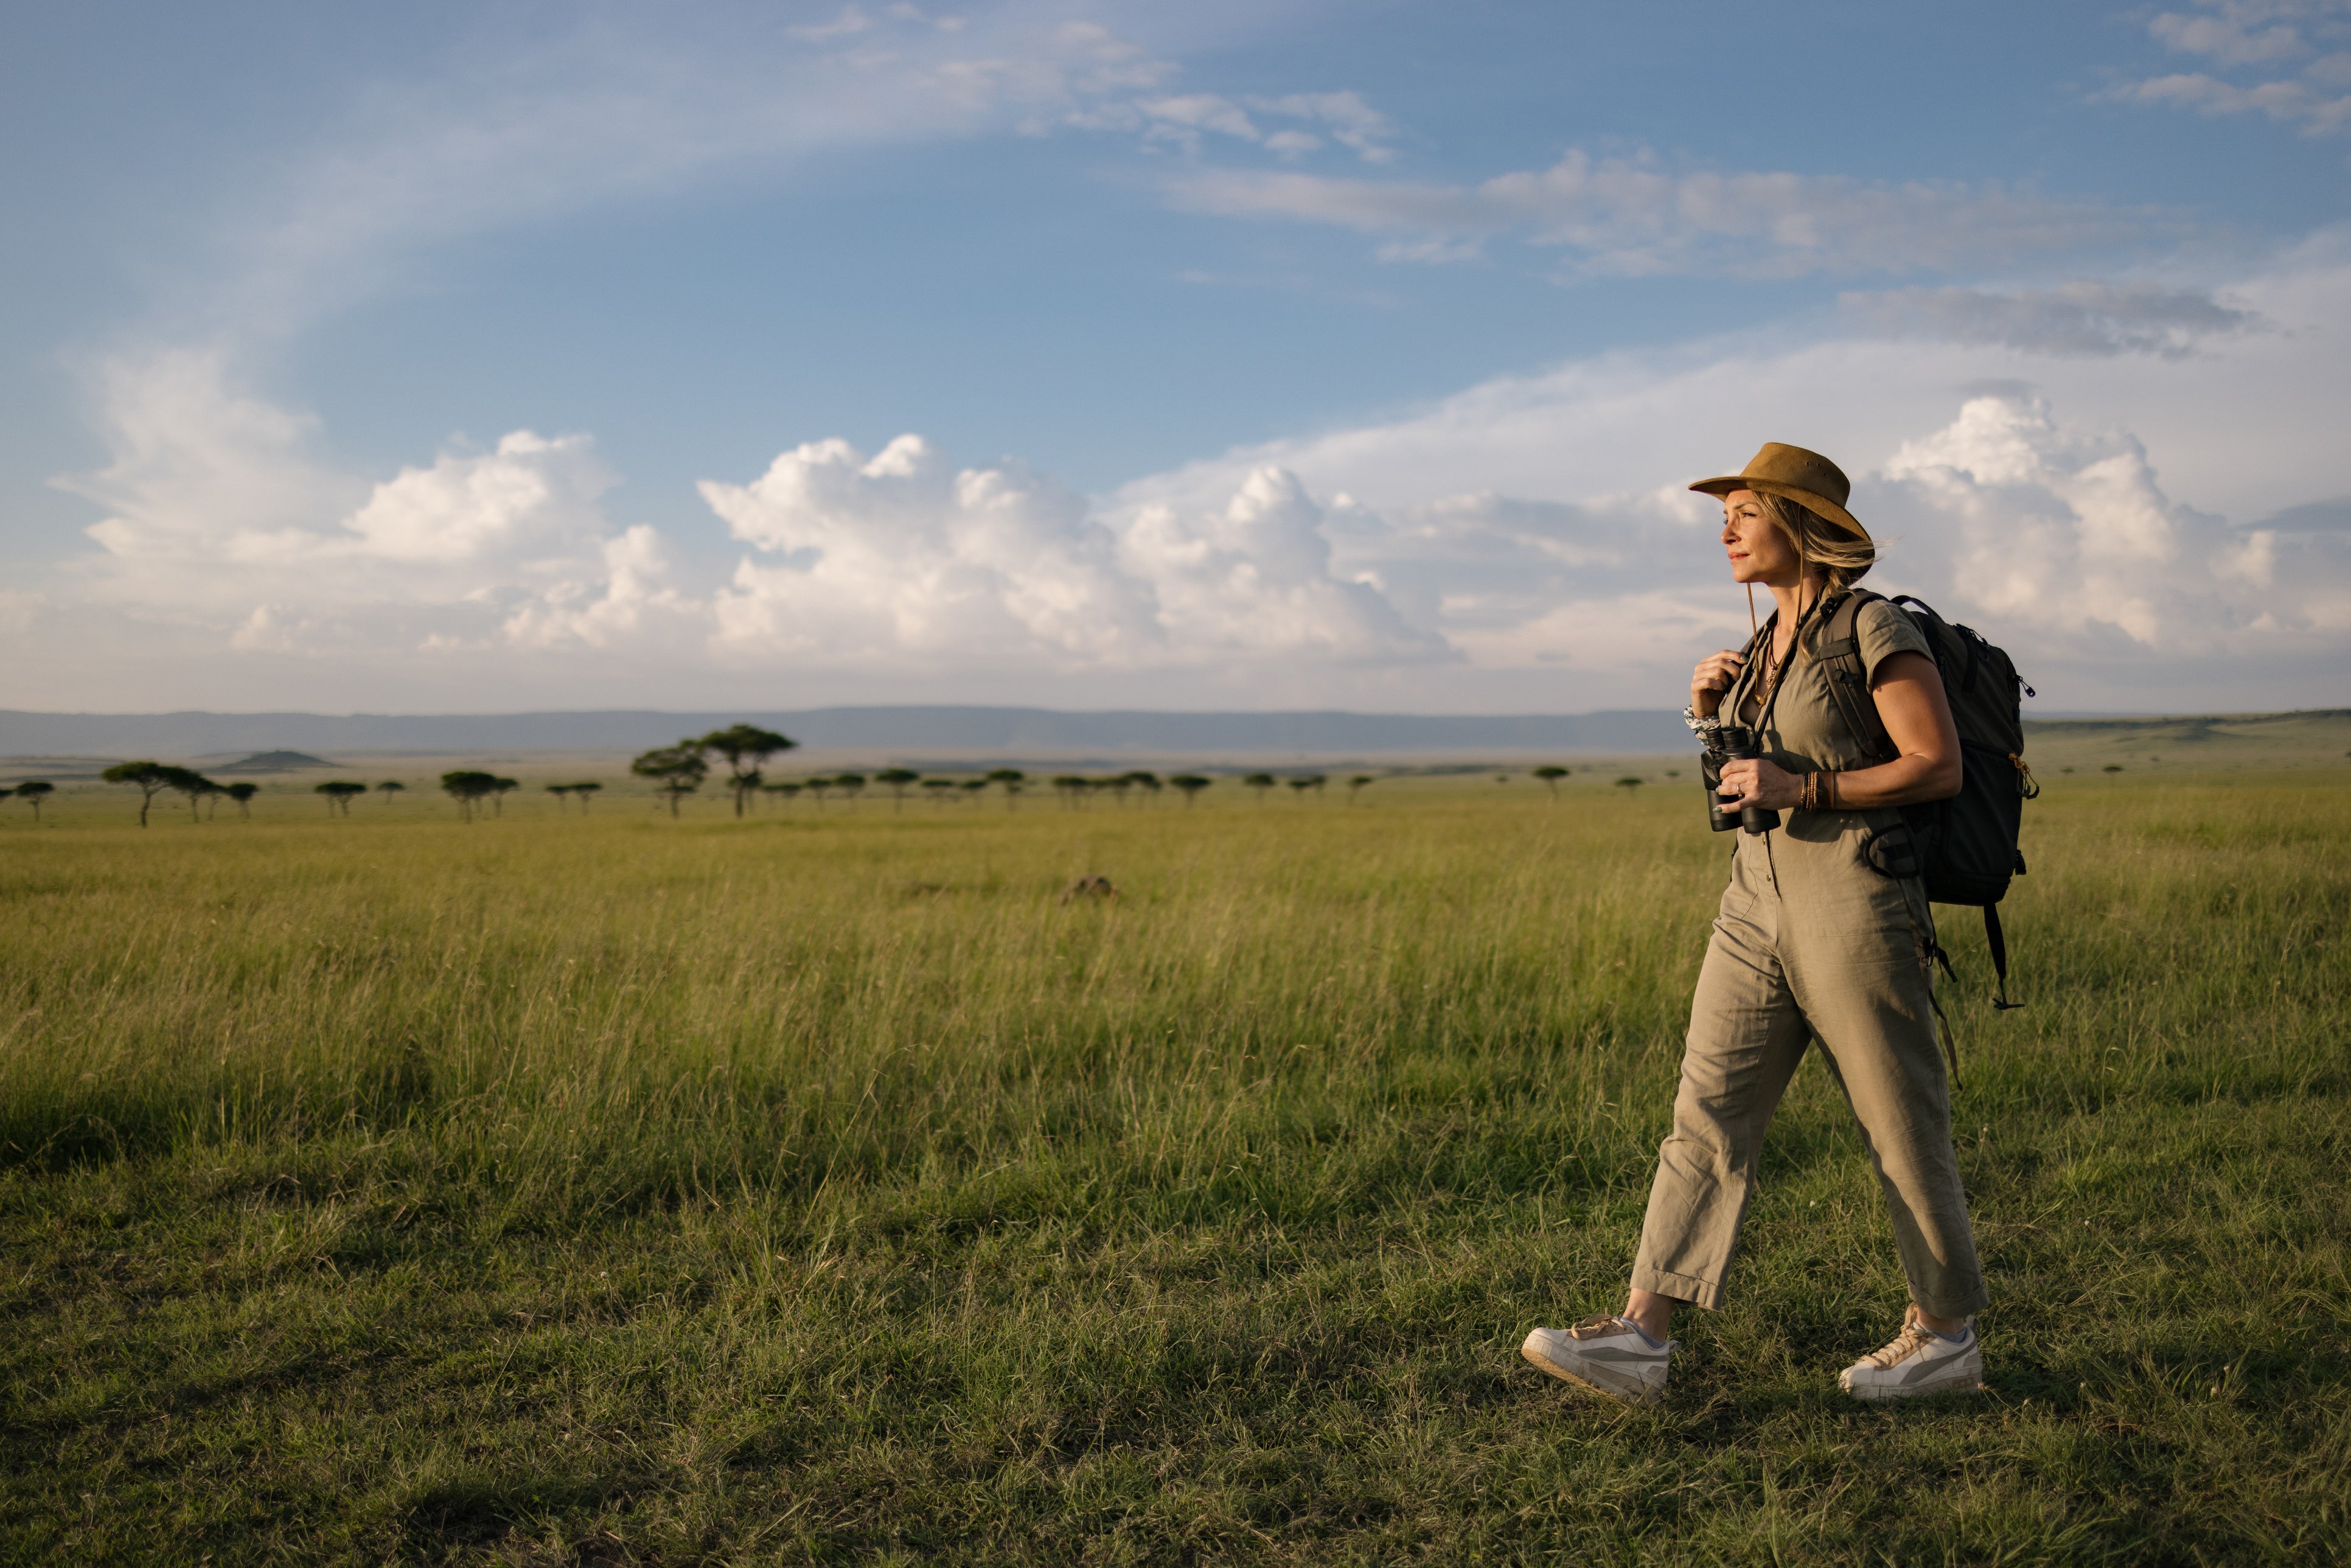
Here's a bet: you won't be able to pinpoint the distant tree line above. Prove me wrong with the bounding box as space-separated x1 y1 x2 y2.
92 760 447 824
77 732 1597 826
439 772 520 821
99 762 259 825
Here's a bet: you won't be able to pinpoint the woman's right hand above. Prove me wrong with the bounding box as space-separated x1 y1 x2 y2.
1690 649 1744 718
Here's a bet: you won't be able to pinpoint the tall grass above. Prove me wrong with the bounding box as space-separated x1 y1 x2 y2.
3 775 2346 1563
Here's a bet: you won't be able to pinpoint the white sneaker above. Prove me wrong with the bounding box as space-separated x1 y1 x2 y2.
1520 1315 1674 1406
1839 1305 1985 1400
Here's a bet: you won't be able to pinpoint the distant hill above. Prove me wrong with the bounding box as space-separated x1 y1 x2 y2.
2021 708 2351 771
0 706 1693 758
211 750 339 774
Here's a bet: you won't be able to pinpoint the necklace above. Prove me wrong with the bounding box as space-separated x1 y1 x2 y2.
1747 582 1811 728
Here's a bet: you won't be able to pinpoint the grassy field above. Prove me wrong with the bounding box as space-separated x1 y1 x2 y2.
3 770 2347 1564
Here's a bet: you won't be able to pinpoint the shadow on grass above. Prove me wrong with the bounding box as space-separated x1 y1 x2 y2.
402 1468 633 1551
0 1045 442 1173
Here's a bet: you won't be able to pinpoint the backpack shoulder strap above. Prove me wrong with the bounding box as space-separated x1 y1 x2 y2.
1807 588 1896 765
1889 593 1976 696
1984 904 2021 1010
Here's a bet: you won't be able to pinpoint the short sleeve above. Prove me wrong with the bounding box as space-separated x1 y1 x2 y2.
1854 598 1932 683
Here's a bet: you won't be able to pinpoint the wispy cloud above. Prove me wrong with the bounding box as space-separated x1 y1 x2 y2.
2105 0 2351 133
209 6 1205 334
1840 282 2263 357
1068 86 1396 161
2153 2 2315 64
1165 148 2163 278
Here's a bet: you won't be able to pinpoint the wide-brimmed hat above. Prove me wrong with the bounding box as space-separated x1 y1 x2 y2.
1689 443 1870 543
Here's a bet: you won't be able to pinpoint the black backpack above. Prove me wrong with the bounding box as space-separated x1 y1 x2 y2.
1809 589 2038 1008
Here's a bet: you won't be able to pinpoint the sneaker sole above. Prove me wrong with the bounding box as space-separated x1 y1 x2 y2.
1840 1368 1987 1401
1520 1340 1663 1407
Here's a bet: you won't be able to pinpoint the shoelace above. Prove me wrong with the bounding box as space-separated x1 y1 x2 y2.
1566 1314 1638 1341
1862 1323 1945 1368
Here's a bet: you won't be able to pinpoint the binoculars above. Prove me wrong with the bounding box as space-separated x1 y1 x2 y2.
1702 725 1781 835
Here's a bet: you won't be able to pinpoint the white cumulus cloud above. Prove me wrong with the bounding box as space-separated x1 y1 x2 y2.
1117 467 1443 660
1878 394 2344 655
20 243 2351 715
48 352 693 663
700 434 1435 674
344 431 611 566
704 434 1160 666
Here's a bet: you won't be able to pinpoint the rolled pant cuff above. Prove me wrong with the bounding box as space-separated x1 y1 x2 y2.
1631 1265 1723 1311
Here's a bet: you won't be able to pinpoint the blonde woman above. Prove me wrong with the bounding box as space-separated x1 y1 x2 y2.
1522 444 1988 1404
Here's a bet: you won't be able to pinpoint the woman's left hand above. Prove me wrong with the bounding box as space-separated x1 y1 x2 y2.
1715 757 1802 813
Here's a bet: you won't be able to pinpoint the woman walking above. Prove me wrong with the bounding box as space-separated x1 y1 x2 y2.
1523 443 1988 1405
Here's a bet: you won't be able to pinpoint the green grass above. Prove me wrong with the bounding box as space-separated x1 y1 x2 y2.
3 775 2347 1564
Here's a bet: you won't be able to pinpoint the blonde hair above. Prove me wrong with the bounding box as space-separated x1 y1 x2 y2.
1755 490 1875 591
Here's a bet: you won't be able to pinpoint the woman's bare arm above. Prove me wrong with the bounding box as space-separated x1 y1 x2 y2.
1713 651 1962 812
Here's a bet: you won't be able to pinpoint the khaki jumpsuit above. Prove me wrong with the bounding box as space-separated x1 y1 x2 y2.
1632 599 1990 1320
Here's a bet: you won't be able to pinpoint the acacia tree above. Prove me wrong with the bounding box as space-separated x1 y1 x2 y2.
921 778 956 807
546 783 573 811
876 767 919 812
316 781 367 815
102 761 172 826
831 772 866 809
160 765 217 823
1242 772 1276 805
1533 765 1568 801
1348 775 1374 804
571 782 602 812
958 778 989 803
225 782 259 820
1289 773 1327 801
1051 775 1088 809
986 768 1025 810
377 780 406 805
440 770 500 822
700 724 796 818
1171 773 1211 806
489 778 520 817
14 781 53 821
761 780 802 808
631 743 708 818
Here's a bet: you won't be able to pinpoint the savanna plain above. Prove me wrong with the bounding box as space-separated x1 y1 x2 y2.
4 755 2347 1565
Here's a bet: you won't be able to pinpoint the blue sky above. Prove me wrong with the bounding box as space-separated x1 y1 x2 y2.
4 0 2348 714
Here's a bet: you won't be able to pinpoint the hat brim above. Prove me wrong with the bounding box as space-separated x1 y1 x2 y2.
1690 476 1871 545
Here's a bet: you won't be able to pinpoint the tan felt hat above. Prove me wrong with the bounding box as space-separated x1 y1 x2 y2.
1690 442 1870 543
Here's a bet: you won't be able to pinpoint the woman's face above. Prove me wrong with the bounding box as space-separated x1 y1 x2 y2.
1720 489 1798 585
